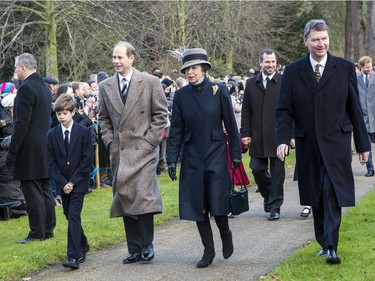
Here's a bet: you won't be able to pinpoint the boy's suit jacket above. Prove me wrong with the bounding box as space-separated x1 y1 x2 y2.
47 122 94 193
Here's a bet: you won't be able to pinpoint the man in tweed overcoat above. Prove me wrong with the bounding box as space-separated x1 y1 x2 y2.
99 41 168 264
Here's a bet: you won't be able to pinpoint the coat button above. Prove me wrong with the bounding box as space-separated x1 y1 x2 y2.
67 162 70 165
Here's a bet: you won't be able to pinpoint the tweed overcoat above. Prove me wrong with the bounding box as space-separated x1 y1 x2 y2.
166 77 241 221
276 53 370 208
357 72 375 133
98 68 168 217
6 72 51 180
241 72 282 158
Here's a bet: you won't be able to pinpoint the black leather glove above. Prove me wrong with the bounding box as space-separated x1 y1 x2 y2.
167 163 177 181
231 159 241 169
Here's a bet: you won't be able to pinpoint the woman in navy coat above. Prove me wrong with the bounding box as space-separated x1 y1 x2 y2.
167 48 241 268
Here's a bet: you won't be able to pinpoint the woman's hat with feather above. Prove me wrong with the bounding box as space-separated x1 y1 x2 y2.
169 47 211 74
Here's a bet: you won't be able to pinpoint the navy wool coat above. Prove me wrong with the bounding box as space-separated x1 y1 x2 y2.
276 53 370 208
167 76 241 221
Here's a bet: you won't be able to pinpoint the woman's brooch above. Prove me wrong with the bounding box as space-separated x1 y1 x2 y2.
212 85 218 95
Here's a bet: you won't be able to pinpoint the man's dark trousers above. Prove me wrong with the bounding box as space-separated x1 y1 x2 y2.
123 214 154 253
21 179 56 239
250 157 285 212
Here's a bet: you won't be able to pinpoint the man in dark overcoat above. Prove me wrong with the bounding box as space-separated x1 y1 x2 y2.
6 53 56 243
276 19 370 264
241 48 285 221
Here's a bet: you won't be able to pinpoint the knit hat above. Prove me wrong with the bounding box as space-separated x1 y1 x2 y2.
180 48 211 73
0 82 16 97
1 93 16 108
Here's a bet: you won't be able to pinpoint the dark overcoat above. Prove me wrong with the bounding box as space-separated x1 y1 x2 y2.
47 122 94 193
6 72 52 180
241 72 282 158
167 77 241 221
99 68 168 217
276 53 370 207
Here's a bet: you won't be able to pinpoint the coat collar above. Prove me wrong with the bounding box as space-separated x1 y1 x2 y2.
103 68 144 122
255 71 281 92
119 69 144 126
298 52 337 93
56 122 80 158
357 73 366 89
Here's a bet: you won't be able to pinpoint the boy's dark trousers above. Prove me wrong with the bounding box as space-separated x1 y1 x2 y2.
61 191 88 259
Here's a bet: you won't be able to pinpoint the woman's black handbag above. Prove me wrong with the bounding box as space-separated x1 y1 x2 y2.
229 166 249 215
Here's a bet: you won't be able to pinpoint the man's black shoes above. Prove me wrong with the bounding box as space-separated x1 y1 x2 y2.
268 212 280 221
62 257 80 270
317 248 327 256
141 243 155 262
123 252 142 264
326 248 341 264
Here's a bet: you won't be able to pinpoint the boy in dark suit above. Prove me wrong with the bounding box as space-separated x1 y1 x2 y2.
47 94 94 270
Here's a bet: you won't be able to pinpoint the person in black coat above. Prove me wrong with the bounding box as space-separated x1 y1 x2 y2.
167 48 241 268
276 19 370 264
6 53 56 243
241 48 285 221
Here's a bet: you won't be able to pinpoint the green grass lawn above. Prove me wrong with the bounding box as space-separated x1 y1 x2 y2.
0 150 307 281
262 188 375 281
0 175 180 281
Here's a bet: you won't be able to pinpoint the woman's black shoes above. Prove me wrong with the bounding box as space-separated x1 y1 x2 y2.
196 251 215 268
221 230 234 259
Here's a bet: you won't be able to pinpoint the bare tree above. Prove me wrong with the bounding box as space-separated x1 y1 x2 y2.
0 1 354 82
0 0 133 81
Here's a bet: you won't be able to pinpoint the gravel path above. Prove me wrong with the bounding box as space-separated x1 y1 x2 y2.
30 153 374 281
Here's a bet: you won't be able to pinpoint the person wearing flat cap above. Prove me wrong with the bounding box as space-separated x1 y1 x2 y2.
44 76 59 100
166 48 242 268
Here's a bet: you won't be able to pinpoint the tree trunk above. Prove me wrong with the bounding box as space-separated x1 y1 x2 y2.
176 0 186 46
344 1 353 60
352 1 361 62
45 1 58 80
365 1 375 56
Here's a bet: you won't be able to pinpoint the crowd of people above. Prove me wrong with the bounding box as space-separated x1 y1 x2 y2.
0 18 373 270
